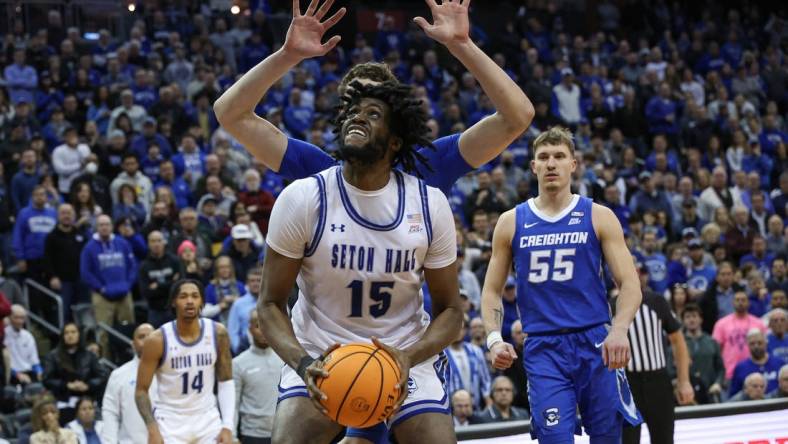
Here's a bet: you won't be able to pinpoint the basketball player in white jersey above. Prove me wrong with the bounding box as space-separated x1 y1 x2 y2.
259 79 463 443
135 279 235 444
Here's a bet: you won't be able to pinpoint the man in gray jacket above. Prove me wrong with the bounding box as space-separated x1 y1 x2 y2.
233 308 283 443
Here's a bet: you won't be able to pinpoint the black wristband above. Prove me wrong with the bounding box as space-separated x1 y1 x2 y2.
295 355 317 380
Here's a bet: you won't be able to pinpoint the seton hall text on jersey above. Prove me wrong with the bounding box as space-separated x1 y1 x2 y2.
330 243 418 273
170 352 213 369
519 231 590 248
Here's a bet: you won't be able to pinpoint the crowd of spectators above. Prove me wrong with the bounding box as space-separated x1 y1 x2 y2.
0 0 785 441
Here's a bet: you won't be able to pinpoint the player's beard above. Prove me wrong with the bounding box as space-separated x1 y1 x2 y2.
336 137 388 166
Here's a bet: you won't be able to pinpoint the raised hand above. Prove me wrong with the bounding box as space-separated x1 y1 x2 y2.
283 0 347 60
413 0 471 47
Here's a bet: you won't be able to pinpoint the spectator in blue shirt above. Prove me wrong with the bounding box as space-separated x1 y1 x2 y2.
130 118 173 160
11 149 40 211
80 214 137 358
641 229 669 294
629 171 673 217
4 47 38 105
740 236 775 280
239 32 271 73
729 329 784 397
645 82 679 136
11 185 57 273
645 134 680 174
282 88 313 140
155 160 192 209
226 266 262 355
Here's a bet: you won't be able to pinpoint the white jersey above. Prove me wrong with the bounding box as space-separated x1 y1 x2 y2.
267 166 456 355
155 318 218 415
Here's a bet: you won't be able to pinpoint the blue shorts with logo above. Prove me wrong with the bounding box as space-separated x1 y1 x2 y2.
524 324 642 444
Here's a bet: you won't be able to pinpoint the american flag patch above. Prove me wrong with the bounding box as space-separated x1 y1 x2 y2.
407 213 422 224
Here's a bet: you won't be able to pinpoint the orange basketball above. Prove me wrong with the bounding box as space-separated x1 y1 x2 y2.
316 343 402 428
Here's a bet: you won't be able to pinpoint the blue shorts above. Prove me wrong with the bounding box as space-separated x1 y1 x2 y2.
525 324 642 444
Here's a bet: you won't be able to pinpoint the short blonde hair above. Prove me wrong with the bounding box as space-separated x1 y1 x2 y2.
532 126 575 155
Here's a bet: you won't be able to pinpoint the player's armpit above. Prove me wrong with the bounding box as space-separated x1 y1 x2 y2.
214 324 233 382
480 209 515 335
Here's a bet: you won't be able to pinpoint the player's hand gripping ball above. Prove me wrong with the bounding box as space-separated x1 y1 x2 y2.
316 343 402 428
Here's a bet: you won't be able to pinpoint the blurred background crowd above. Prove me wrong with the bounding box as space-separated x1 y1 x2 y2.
0 0 786 442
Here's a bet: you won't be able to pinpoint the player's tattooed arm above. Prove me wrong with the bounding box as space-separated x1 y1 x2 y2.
481 210 515 336
492 308 504 330
214 324 233 381
135 331 163 428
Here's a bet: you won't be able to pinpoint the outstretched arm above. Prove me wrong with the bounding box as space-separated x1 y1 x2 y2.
414 0 534 167
593 204 642 370
214 0 346 171
480 209 518 369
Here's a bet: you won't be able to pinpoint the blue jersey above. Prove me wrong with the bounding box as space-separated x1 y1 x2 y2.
643 252 668 293
512 195 610 334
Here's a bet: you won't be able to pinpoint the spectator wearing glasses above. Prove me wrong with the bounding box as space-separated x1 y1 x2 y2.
474 376 529 423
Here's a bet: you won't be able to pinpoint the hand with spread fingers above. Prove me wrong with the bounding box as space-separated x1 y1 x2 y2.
371 337 411 412
299 343 340 415
283 0 347 60
413 0 472 47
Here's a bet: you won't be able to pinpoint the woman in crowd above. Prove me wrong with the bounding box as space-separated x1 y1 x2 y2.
29 394 78 444
670 283 689 319
70 182 102 232
66 396 104 444
42 323 106 423
203 255 244 321
177 240 205 283
112 184 146 228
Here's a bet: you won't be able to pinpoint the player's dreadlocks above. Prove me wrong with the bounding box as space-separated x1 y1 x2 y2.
332 80 434 176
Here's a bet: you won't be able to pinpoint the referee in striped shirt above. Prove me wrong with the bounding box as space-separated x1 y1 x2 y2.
617 263 695 444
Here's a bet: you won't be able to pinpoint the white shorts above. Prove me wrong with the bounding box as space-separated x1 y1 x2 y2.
277 351 450 427
154 407 222 444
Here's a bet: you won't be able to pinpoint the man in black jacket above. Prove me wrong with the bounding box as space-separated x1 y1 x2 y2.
700 262 742 333
0 162 13 267
138 230 183 328
43 203 89 323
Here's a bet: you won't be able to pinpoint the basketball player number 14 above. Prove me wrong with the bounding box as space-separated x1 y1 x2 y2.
528 248 576 283
181 370 204 394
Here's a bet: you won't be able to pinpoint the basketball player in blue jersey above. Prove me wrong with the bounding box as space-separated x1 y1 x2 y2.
481 127 644 444
213 0 534 197
135 280 236 444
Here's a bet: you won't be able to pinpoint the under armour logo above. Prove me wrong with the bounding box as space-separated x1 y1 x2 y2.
331 224 346 232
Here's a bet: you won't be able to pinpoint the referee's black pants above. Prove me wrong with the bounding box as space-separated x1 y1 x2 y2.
622 368 675 444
